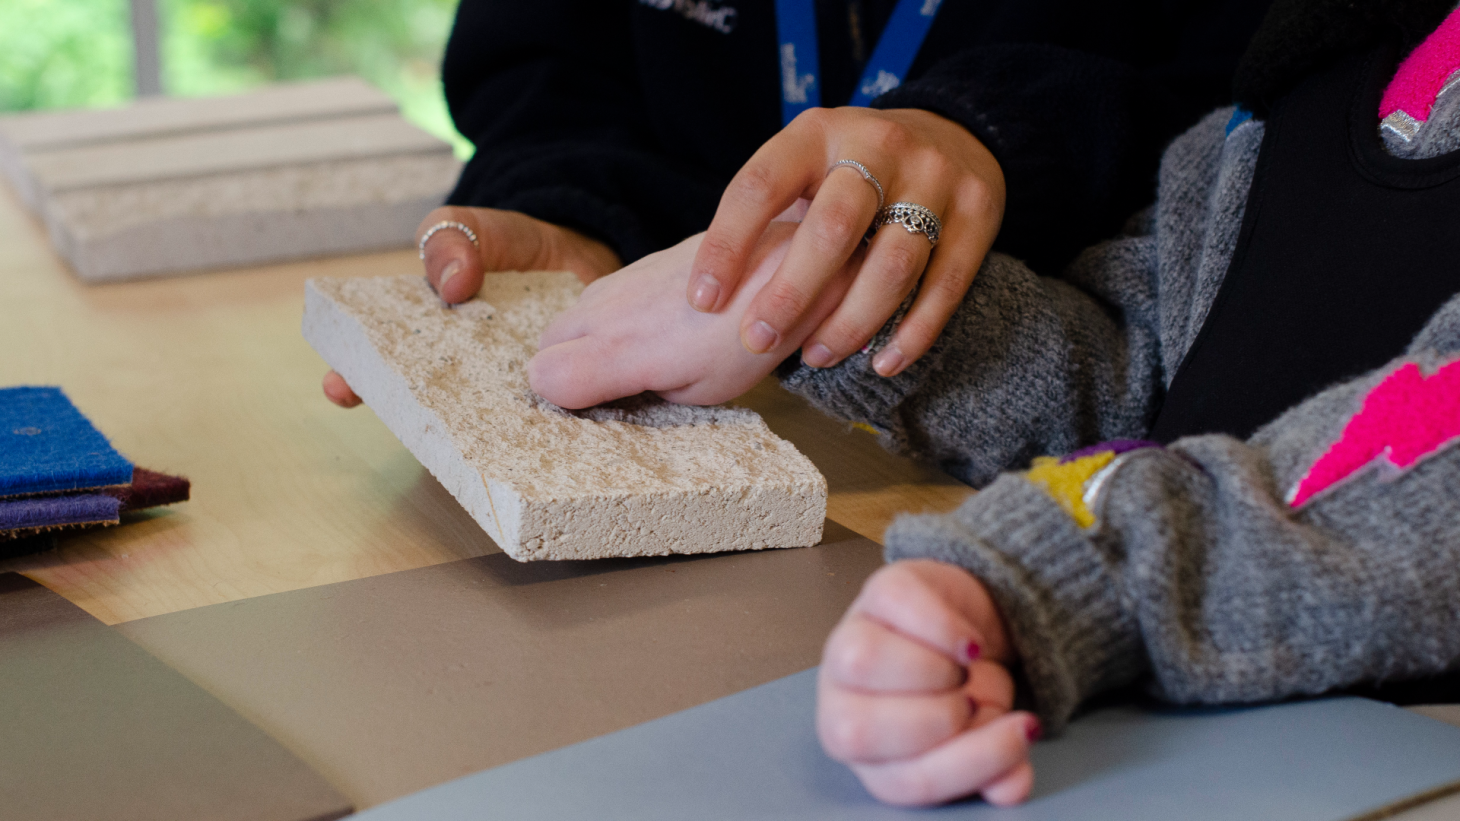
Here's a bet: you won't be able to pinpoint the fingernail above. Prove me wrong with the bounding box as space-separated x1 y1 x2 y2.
872 344 906 377
690 274 721 312
437 259 462 295
743 320 780 354
1024 715 1044 743
803 342 836 368
963 640 982 663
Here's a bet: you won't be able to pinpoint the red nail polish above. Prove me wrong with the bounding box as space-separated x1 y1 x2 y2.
1025 716 1044 743
964 640 982 663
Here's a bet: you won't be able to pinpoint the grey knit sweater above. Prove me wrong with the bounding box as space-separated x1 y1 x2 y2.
780 106 1460 730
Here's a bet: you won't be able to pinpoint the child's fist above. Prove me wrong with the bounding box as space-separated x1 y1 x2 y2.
529 222 857 409
817 560 1038 806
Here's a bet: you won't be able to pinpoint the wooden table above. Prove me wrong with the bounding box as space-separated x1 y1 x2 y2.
0 183 972 626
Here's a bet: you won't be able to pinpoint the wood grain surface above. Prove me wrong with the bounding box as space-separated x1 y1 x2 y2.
0 184 971 625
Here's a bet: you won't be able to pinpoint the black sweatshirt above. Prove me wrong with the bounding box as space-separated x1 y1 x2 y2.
441 0 1274 272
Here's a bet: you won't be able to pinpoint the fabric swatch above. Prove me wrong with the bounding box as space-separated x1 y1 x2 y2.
0 467 189 544
0 387 132 498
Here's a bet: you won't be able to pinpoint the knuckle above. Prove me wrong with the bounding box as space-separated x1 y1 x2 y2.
867 118 912 153
821 711 874 760
809 205 865 252
827 629 881 682
732 163 777 204
697 232 740 268
759 279 812 319
878 242 926 284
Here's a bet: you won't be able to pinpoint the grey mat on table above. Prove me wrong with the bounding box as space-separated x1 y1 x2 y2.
117 522 885 809
356 667 1460 821
0 573 352 821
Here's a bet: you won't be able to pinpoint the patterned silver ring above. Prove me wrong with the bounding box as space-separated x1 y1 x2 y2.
826 159 886 211
869 201 941 247
418 220 479 260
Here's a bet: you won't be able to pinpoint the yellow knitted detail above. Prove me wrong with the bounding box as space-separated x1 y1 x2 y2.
1023 451 1116 528
851 422 881 436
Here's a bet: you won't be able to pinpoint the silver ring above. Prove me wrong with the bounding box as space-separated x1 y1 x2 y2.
826 159 885 211
418 220 479 259
869 202 941 247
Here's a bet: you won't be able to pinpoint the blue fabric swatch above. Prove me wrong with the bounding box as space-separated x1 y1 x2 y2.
0 387 133 497
0 494 120 532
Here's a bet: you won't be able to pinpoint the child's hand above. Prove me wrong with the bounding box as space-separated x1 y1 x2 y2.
818 560 1039 807
529 222 857 409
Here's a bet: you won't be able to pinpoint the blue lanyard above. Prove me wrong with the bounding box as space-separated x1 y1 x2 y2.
774 0 944 126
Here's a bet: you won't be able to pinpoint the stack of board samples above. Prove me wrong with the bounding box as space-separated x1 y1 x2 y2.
0 386 188 556
0 77 460 281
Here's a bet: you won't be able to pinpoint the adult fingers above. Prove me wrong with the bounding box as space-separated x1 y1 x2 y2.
849 711 1040 807
871 177 1001 377
417 207 488 305
851 563 985 666
817 677 973 764
322 371 362 408
688 113 826 313
799 195 941 367
738 164 881 353
822 613 966 692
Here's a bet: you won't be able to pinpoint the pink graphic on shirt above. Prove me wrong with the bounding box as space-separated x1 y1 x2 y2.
1289 358 1460 507
1380 7 1460 122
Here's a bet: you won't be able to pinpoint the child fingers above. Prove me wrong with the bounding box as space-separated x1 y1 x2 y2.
981 761 1036 807
848 711 1039 807
852 563 985 666
965 659 1016 728
799 226 930 368
527 336 642 409
817 676 973 764
822 613 968 692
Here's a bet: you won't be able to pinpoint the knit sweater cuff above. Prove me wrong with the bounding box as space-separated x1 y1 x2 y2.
883 475 1148 731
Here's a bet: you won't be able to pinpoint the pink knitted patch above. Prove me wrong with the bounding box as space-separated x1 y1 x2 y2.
1379 7 1460 121
1289 358 1460 507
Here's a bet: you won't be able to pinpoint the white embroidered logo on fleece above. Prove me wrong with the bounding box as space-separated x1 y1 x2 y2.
638 0 738 34
781 42 816 104
860 69 900 98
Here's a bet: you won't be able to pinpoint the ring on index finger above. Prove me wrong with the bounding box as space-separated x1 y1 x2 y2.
827 159 886 212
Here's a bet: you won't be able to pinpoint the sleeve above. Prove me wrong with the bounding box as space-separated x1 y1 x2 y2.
882 294 1460 732
778 233 1166 489
441 0 723 264
871 37 1249 275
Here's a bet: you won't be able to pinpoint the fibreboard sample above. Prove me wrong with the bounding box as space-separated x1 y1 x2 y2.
354 668 1460 821
302 273 827 561
0 386 132 497
0 573 353 821
0 76 397 209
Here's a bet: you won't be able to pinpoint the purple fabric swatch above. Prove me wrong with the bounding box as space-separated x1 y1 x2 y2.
0 494 121 532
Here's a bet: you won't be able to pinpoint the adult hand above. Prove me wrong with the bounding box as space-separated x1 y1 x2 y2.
530 222 857 409
322 206 622 408
688 107 1004 377
818 560 1039 807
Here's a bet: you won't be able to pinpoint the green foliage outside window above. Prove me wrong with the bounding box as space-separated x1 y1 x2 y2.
0 0 470 157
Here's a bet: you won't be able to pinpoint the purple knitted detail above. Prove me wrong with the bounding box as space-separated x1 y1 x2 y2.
1059 439 1163 464
0 494 120 533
